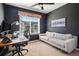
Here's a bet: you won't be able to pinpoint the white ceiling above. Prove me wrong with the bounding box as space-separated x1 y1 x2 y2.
6 3 67 14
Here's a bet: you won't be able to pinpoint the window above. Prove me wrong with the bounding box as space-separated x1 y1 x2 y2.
19 16 40 35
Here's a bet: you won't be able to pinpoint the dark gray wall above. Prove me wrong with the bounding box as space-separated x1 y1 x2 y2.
0 4 4 26
0 4 4 32
2 4 47 40
47 3 79 48
3 4 46 33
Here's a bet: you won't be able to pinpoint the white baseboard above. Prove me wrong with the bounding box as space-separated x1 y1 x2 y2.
75 48 79 51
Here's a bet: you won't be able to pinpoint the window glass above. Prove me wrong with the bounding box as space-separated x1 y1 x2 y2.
19 16 40 35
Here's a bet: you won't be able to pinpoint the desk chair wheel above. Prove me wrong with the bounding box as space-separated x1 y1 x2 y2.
21 48 28 52
12 44 29 56
12 48 28 56
12 50 23 56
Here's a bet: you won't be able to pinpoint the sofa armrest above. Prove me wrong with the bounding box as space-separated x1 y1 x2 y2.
73 36 78 47
65 38 77 53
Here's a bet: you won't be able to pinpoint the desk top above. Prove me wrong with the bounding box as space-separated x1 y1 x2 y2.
0 41 15 47
0 35 29 47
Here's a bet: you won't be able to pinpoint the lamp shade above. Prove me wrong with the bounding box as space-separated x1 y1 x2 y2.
11 21 19 26
15 21 19 25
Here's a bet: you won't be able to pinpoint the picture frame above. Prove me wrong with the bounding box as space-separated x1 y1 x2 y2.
51 18 66 27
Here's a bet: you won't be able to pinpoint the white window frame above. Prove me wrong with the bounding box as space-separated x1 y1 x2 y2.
19 16 40 35
30 18 40 35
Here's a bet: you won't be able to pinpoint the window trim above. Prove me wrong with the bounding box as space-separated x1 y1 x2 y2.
19 16 40 35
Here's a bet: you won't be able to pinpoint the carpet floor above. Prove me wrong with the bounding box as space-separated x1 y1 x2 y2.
6 40 79 56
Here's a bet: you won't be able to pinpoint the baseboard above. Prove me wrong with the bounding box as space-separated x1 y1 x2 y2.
28 40 39 44
75 48 79 51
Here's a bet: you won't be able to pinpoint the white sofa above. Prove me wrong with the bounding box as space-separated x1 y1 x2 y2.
39 32 77 53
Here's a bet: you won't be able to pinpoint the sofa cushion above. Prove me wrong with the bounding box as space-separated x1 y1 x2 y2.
60 34 73 40
46 32 51 37
49 38 66 47
46 31 56 38
54 33 73 40
54 33 63 39
40 36 49 40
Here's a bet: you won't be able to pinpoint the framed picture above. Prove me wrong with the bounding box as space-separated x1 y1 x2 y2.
51 18 66 27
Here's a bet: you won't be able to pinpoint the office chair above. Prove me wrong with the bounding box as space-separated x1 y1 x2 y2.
11 31 29 56
11 41 28 56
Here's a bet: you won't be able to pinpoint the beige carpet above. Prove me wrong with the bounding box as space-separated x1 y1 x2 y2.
6 40 79 56
24 40 79 56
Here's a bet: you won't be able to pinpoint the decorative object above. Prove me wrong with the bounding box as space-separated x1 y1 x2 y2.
51 18 65 27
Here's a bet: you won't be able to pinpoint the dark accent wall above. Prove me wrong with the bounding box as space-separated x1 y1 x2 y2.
1 20 11 31
3 4 47 40
47 3 79 48
0 26 2 32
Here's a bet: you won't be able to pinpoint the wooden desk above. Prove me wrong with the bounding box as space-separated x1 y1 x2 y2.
0 35 29 56
0 41 15 47
0 34 15 47
0 35 29 47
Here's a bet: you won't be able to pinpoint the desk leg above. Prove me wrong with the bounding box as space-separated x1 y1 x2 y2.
0 46 9 56
12 44 24 56
18 45 23 56
16 46 21 56
12 45 20 56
